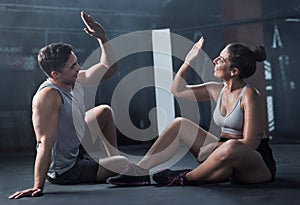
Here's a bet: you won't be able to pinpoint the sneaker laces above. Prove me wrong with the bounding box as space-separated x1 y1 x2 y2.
166 171 189 187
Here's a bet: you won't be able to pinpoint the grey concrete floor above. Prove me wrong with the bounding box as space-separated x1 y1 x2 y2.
1 144 300 205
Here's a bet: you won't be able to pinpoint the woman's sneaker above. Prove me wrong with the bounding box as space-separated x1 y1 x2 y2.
153 169 192 186
106 163 151 186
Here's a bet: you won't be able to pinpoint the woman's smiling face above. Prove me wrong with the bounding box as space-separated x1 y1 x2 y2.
213 47 232 80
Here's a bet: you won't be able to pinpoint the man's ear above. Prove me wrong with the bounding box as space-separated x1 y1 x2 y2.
50 71 59 79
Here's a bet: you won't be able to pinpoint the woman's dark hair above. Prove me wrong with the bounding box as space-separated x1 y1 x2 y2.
37 43 73 77
226 43 267 79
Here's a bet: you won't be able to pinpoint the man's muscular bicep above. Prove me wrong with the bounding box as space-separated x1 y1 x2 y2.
32 88 62 144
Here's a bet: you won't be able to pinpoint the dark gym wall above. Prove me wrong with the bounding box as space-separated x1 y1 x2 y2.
0 0 299 153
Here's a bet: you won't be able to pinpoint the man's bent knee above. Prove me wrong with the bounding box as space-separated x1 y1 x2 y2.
97 105 113 114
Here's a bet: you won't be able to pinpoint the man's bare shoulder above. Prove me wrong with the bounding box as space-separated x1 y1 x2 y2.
32 87 62 109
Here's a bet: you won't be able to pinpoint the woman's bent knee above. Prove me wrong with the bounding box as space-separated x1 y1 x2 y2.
214 140 246 162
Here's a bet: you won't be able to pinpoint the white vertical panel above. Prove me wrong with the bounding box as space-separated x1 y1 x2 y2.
152 29 175 135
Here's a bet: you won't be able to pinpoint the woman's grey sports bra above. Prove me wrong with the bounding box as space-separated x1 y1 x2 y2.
213 84 248 136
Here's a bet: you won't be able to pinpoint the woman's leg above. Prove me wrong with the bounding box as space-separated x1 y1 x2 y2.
185 140 272 183
106 117 218 186
137 117 218 170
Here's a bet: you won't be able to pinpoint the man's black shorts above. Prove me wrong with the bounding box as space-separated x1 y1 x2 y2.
47 151 98 185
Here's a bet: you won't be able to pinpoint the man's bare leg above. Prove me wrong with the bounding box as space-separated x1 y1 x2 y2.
85 105 119 156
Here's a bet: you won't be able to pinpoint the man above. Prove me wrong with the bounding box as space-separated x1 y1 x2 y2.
9 11 128 199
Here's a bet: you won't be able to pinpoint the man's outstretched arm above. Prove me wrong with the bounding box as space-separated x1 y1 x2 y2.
78 11 118 87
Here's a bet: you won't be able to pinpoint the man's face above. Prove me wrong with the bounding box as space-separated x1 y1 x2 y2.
56 52 81 87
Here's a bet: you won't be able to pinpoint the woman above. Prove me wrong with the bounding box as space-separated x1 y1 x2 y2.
107 37 276 186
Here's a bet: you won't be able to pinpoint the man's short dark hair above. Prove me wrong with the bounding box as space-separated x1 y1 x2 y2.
37 43 73 77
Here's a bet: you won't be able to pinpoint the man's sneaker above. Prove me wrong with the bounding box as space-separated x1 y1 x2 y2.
153 169 192 186
106 163 151 186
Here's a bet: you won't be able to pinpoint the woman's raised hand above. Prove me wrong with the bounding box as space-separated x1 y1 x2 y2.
185 37 205 65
